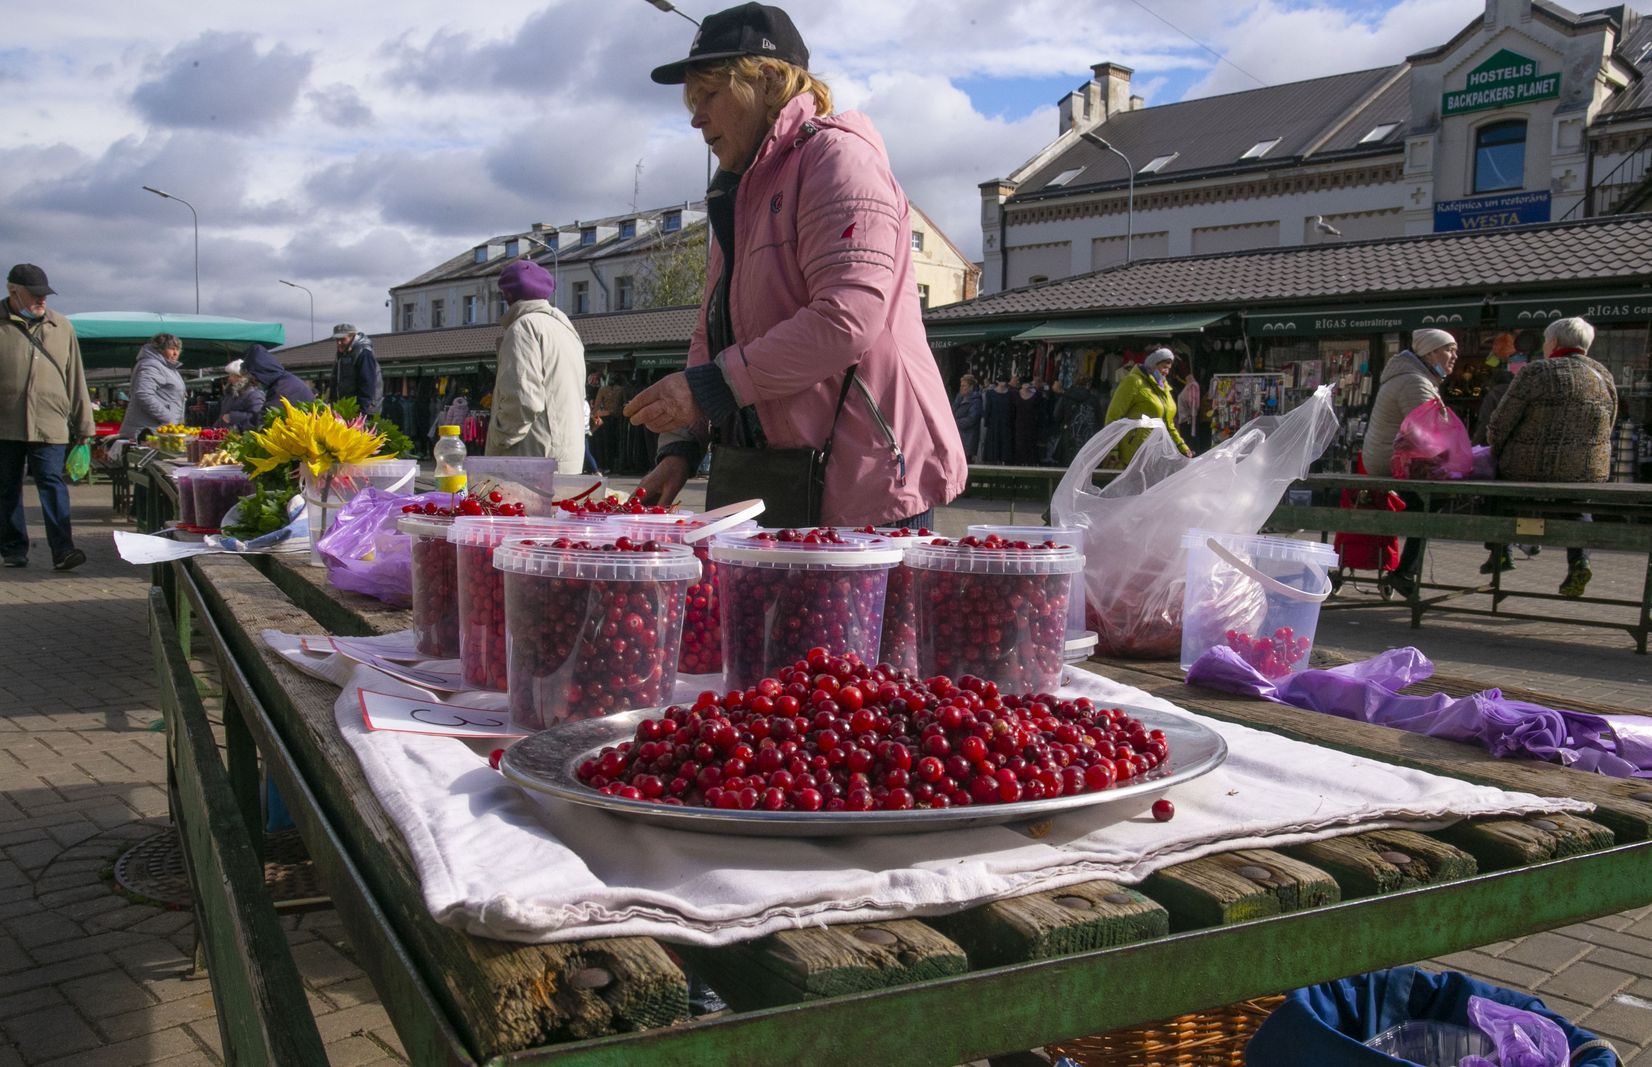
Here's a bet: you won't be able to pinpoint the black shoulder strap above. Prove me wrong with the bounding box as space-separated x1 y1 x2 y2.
819 365 859 461
10 318 70 391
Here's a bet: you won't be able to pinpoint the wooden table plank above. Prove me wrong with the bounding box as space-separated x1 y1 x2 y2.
926 883 1168 969
1283 829 1477 897
1438 812 1617 872
1143 848 1341 932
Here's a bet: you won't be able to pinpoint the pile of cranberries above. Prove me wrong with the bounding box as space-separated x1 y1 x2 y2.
856 526 941 675
714 528 894 690
502 537 694 732
1224 626 1312 679
908 535 1077 693
555 486 674 517
401 517 460 658
574 649 1170 812
400 490 527 519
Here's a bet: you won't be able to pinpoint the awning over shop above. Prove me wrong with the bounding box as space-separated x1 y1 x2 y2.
585 349 631 364
68 312 286 370
924 321 1034 351
1243 301 1482 337
1015 311 1229 342
416 361 484 376
1493 291 1652 327
633 350 688 370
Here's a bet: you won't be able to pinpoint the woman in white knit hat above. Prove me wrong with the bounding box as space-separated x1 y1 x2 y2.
1362 327 1459 597
216 357 267 430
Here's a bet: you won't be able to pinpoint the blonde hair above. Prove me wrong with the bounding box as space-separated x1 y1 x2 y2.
684 56 832 127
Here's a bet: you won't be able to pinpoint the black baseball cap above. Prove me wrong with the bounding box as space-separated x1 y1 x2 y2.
6 264 55 297
650 3 808 85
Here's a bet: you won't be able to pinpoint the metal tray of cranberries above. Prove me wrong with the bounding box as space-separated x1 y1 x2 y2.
498 704 1227 837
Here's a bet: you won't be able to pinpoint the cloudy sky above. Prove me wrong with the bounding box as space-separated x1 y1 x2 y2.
7 0 1634 348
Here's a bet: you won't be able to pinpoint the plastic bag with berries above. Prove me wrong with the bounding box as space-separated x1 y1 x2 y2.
1052 385 1339 659
315 489 474 605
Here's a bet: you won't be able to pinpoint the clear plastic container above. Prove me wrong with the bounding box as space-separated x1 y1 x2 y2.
1179 530 1337 677
398 514 460 658
301 459 418 565
494 539 700 732
173 466 200 529
904 541 1084 692
1364 1020 1494 1064
189 467 252 532
709 531 903 690
464 456 560 516
448 516 567 690
863 528 952 675
969 523 1088 657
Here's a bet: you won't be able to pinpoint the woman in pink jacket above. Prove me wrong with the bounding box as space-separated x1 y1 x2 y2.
626 3 967 527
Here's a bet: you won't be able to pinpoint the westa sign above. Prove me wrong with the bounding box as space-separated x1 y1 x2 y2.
1443 49 1559 116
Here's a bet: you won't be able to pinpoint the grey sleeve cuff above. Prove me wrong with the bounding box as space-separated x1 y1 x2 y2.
685 360 740 425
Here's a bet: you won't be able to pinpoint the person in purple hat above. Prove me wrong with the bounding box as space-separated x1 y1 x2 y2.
485 258 586 470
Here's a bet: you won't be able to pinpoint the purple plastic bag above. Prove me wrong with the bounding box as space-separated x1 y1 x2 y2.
1187 645 1652 779
1460 995 1569 1067
315 489 454 606
1391 399 1472 480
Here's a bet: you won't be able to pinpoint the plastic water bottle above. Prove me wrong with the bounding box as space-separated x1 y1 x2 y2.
434 425 467 496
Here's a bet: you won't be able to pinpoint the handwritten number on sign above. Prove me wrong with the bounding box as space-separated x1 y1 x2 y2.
410 707 507 730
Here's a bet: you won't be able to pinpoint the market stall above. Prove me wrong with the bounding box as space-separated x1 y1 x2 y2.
131 456 1652 1065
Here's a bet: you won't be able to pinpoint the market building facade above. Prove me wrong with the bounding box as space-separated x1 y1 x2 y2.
980 0 1652 294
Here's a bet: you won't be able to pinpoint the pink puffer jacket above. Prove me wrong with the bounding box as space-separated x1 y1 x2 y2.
692 94 967 526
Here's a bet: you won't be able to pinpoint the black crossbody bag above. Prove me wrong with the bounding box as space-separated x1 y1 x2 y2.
704 366 858 528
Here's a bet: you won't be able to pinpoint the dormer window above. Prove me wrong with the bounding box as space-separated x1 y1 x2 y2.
663 211 682 232
1045 166 1085 189
473 247 488 264
504 239 519 257
1239 137 1282 160
620 220 637 239
1358 122 1400 144
580 227 596 246
1139 152 1178 174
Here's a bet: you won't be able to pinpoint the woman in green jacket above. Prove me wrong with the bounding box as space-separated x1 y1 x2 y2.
1104 348 1192 464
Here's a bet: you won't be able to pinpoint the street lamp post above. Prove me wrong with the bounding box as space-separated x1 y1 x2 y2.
1080 132 1135 266
141 185 200 313
278 280 315 342
643 0 700 25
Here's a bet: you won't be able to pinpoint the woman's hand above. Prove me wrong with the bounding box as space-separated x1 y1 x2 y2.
634 455 693 508
624 372 704 434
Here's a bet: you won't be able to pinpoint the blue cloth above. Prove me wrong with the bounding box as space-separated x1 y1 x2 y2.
1246 966 1613 1066
0 440 73 562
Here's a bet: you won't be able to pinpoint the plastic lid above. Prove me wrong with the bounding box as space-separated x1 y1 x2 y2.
439 425 461 436
903 540 1084 575
708 530 903 568
448 515 567 548
1064 630 1099 660
492 539 701 582
1180 528 1339 568
397 513 458 539
192 465 250 479
967 523 1086 548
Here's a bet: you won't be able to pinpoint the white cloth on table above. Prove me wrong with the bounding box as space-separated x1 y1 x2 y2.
264 631 1592 947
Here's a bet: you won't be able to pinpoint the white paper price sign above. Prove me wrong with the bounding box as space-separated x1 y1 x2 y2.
358 689 524 738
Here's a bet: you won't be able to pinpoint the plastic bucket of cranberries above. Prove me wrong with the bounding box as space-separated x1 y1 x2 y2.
853 525 950 676
190 466 253 533
396 514 460 658
968 523 1093 661
494 536 702 733
707 528 905 691
173 466 200 530
903 535 1084 694
1179 530 1337 678
448 516 571 691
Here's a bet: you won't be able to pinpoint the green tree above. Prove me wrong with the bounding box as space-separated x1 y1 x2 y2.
636 222 708 308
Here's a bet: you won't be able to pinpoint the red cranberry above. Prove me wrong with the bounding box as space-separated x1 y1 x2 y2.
1223 626 1312 679
1151 798 1175 822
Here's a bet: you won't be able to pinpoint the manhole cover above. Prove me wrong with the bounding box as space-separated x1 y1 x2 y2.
113 828 324 909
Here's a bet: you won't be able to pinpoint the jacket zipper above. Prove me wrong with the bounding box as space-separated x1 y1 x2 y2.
853 377 906 483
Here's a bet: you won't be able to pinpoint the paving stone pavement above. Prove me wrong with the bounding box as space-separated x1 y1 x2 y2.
3 478 1650 1064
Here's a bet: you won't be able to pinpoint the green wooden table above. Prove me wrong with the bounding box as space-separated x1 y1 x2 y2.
138 463 1652 1066
1268 473 1652 652
958 464 1119 523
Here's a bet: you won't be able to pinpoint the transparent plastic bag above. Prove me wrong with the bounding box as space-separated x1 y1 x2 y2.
1051 386 1339 658
315 489 454 605
1391 398 1472 480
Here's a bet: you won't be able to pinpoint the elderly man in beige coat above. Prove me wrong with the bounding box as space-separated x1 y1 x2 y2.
485 260 586 472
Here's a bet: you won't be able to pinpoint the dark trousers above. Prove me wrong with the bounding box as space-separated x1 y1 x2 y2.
0 441 74 563
1395 490 1424 579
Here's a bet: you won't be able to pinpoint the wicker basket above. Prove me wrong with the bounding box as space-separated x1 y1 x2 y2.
1047 994 1285 1067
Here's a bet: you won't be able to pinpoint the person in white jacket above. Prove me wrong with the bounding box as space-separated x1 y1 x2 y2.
485 259 586 471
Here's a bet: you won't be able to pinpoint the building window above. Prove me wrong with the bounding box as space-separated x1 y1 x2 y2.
615 275 634 310
463 295 478 324
917 283 930 308
1473 120 1526 194
580 227 596 246
1359 122 1400 144
573 281 589 314
473 247 488 264
1240 137 1282 159
504 239 519 257
1139 152 1178 174
910 231 925 252
620 219 637 239
401 303 415 331
1044 166 1085 189
431 299 445 328
498 298 508 318
663 211 682 232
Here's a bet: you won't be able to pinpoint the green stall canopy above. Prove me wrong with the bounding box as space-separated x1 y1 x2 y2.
1244 302 1482 337
924 321 1035 351
1015 311 1229 342
1494 291 1652 327
68 312 286 371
